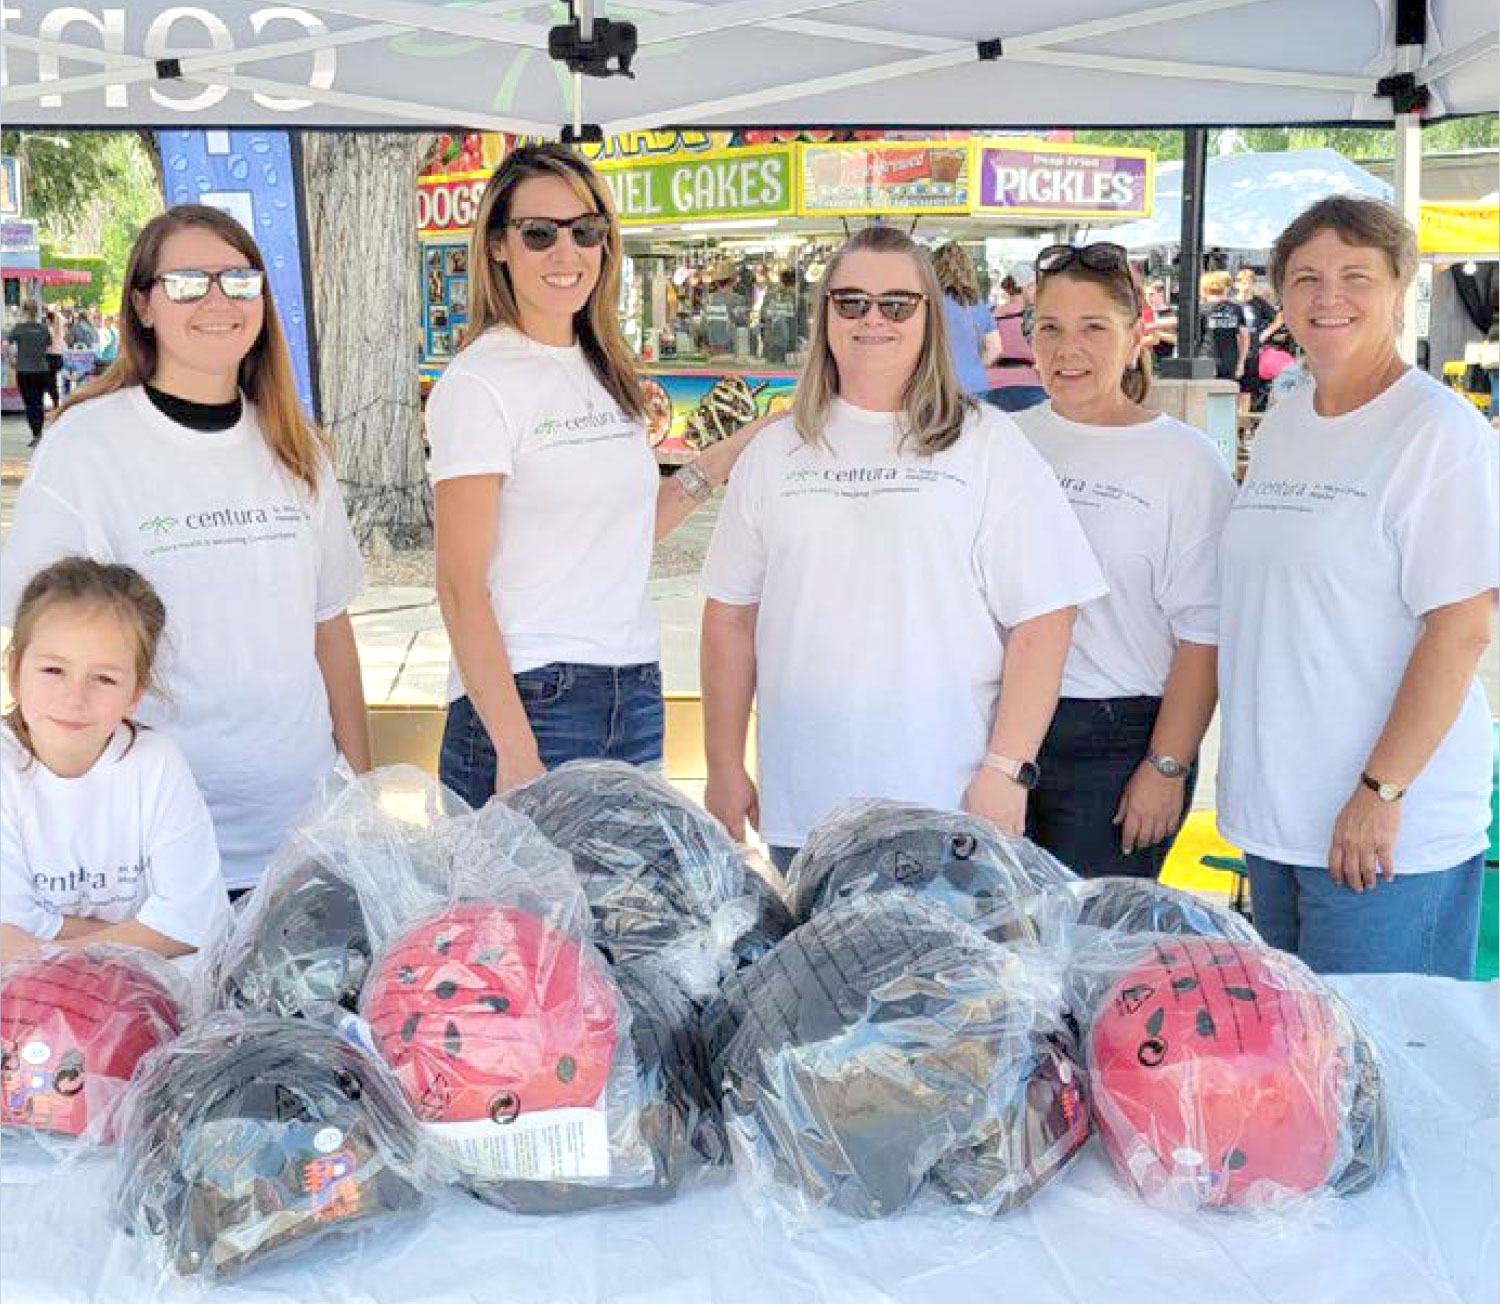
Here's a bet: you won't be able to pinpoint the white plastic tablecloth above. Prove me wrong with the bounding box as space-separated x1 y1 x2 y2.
2 973 1495 1304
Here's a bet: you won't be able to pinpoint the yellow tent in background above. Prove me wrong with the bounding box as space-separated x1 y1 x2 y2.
1420 201 1500 256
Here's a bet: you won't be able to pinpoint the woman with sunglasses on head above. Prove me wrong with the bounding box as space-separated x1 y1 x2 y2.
1 205 369 894
426 144 756 805
701 226 1105 871
1013 243 1236 880
1218 197 1497 977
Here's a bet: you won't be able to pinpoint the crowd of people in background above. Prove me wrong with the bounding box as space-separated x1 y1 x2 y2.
5 302 121 445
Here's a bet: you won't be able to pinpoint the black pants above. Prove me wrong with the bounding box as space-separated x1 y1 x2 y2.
44 355 61 406
15 370 49 439
1028 695 1197 880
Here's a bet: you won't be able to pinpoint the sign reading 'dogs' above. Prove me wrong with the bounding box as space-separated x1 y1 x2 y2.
977 145 1154 219
598 147 796 225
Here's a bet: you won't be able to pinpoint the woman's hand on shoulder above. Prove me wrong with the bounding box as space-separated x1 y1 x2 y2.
1327 784 1400 891
963 766 1027 837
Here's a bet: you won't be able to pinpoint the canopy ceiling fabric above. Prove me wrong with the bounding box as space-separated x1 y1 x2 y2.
2 0 1496 134
1100 147 1395 249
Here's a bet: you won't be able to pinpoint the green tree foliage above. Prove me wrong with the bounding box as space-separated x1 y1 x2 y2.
1 131 162 310
1076 117 1497 161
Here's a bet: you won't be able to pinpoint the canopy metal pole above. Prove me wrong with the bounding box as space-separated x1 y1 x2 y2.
1391 0 1427 363
1159 126 1210 380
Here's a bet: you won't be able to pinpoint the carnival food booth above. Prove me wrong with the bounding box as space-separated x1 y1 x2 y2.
418 132 1155 463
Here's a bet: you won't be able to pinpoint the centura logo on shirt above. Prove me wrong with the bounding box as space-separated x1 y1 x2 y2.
530 407 635 448
1236 479 1370 514
1053 473 1152 512
135 502 309 557
780 463 968 498
32 858 146 897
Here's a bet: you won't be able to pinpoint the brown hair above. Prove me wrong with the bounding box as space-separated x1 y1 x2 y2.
1269 194 1419 294
1035 262 1153 405
932 242 982 307
792 225 975 455
4 557 168 763
460 143 644 421
53 204 329 495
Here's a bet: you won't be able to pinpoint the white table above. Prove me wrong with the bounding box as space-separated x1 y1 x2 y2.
3 974 1495 1304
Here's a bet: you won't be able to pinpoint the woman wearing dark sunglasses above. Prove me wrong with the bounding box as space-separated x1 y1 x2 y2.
1 204 370 892
426 144 757 805
701 226 1104 870
1013 242 1235 880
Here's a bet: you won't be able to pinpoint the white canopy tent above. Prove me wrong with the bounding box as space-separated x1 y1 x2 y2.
1101 148 1395 250
1 0 1495 136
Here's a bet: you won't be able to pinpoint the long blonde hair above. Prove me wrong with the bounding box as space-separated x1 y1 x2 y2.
460 143 644 421
792 226 975 455
53 205 328 496
932 242 982 306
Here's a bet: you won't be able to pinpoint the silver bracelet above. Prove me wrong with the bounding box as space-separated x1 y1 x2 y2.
675 459 714 503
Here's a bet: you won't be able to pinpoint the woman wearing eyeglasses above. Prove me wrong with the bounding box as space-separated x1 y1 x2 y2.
1014 243 1236 880
701 226 1105 870
426 144 755 806
1 204 369 892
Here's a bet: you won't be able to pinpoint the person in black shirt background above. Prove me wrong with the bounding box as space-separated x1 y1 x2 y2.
1196 269 1249 383
1234 266 1282 413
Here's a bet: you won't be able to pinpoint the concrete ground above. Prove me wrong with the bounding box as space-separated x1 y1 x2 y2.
4 409 1498 820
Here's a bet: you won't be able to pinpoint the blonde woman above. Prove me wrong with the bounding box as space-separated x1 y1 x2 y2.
427 143 755 806
932 242 1002 398
701 226 1106 871
0 205 369 892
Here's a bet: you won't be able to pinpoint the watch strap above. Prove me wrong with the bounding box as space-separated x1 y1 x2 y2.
1360 771 1406 802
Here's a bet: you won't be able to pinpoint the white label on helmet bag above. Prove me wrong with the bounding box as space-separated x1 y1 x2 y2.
20 1041 51 1066
428 1107 612 1182
313 1126 345 1154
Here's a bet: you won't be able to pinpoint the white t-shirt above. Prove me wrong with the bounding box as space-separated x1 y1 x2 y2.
1016 403 1237 698
0 387 365 889
702 400 1108 847
1218 369 1498 873
1 723 228 946
425 327 659 693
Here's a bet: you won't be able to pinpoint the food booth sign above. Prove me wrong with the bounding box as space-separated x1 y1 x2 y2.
976 143 1154 219
799 141 971 215
596 146 797 225
417 170 491 237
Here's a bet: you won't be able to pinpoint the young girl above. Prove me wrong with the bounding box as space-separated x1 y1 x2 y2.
1 557 227 962
1 205 368 893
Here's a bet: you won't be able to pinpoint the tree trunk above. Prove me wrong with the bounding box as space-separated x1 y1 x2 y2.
300 132 432 549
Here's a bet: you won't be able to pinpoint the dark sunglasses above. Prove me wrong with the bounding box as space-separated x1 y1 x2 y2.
149 267 265 303
501 213 611 251
1035 242 1131 278
827 288 927 323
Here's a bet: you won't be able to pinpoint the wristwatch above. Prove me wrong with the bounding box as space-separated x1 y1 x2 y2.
1146 751 1189 779
1360 771 1406 802
674 460 715 503
982 752 1041 790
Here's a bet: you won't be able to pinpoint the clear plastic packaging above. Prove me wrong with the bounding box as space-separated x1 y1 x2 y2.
1080 934 1390 1212
786 798 1077 943
111 1012 430 1280
710 895 1089 1225
1 944 186 1150
358 798 679 1212
1067 876 1260 944
206 852 374 1022
504 760 793 990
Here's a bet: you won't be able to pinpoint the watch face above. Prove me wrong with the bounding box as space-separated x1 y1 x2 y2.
1154 757 1187 778
1016 761 1041 790
1377 782 1402 802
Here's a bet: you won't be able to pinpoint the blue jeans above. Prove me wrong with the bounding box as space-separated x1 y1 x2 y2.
439 662 664 809
984 385 1048 413
1245 852 1485 978
1029 696 1196 880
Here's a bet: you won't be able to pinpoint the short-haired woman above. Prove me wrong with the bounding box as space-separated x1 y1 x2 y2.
1218 195 1498 976
427 144 756 808
1015 243 1236 880
701 227 1105 871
